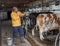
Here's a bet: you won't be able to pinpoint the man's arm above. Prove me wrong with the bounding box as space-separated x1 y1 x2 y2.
19 12 25 17
19 12 29 17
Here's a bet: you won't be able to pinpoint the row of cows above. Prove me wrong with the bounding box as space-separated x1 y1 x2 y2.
0 12 60 41
31 13 60 41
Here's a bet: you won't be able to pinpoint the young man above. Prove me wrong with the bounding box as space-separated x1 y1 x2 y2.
11 7 25 43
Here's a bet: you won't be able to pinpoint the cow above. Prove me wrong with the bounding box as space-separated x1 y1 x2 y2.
32 13 60 41
37 14 46 40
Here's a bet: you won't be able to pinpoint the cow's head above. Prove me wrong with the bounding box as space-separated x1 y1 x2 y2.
52 14 57 23
37 14 45 27
46 14 52 21
57 17 60 25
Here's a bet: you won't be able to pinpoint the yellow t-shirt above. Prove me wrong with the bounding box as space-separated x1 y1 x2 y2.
11 11 24 27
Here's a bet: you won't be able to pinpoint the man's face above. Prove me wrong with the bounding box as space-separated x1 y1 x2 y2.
14 8 18 12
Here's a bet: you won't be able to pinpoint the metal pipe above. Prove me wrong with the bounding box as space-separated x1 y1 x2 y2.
0 16 2 46
0 1 28 4
55 33 60 46
41 0 44 11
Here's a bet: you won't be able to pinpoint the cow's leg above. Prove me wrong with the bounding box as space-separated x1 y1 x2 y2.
32 25 38 36
35 24 38 30
32 29 35 36
39 28 45 40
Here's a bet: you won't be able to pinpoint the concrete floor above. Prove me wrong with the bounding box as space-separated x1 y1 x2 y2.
59 40 60 46
34 36 54 46
1 20 31 46
32 27 55 46
1 20 59 46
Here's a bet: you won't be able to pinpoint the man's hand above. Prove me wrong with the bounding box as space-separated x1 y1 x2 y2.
25 14 29 16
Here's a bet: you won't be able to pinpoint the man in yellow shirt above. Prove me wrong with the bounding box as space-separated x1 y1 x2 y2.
11 7 25 43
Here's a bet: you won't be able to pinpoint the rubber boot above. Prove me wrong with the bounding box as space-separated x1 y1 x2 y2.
13 38 17 45
20 37 25 43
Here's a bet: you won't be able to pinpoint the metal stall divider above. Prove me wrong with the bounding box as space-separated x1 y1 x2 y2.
55 26 60 46
0 11 2 46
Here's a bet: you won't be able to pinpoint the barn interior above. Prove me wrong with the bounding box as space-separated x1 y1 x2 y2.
0 0 60 46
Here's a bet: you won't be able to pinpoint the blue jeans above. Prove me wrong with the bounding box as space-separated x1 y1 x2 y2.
12 26 24 38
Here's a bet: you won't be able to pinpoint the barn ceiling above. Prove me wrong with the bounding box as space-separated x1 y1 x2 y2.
0 0 60 11
0 0 41 10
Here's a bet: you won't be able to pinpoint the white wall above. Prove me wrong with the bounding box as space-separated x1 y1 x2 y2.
29 4 60 17
51 5 60 17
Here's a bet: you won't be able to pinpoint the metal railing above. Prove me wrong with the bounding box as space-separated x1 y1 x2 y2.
55 27 60 46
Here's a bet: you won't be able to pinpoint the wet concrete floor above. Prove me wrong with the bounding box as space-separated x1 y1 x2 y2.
1 20 31 46
1 20 56 46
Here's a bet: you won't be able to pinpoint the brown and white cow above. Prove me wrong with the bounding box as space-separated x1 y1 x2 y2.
34 14 46 40
32 13 60 40
33 13 59 40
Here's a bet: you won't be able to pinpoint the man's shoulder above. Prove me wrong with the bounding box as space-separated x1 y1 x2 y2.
11 12 15 15
11 12 14 15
